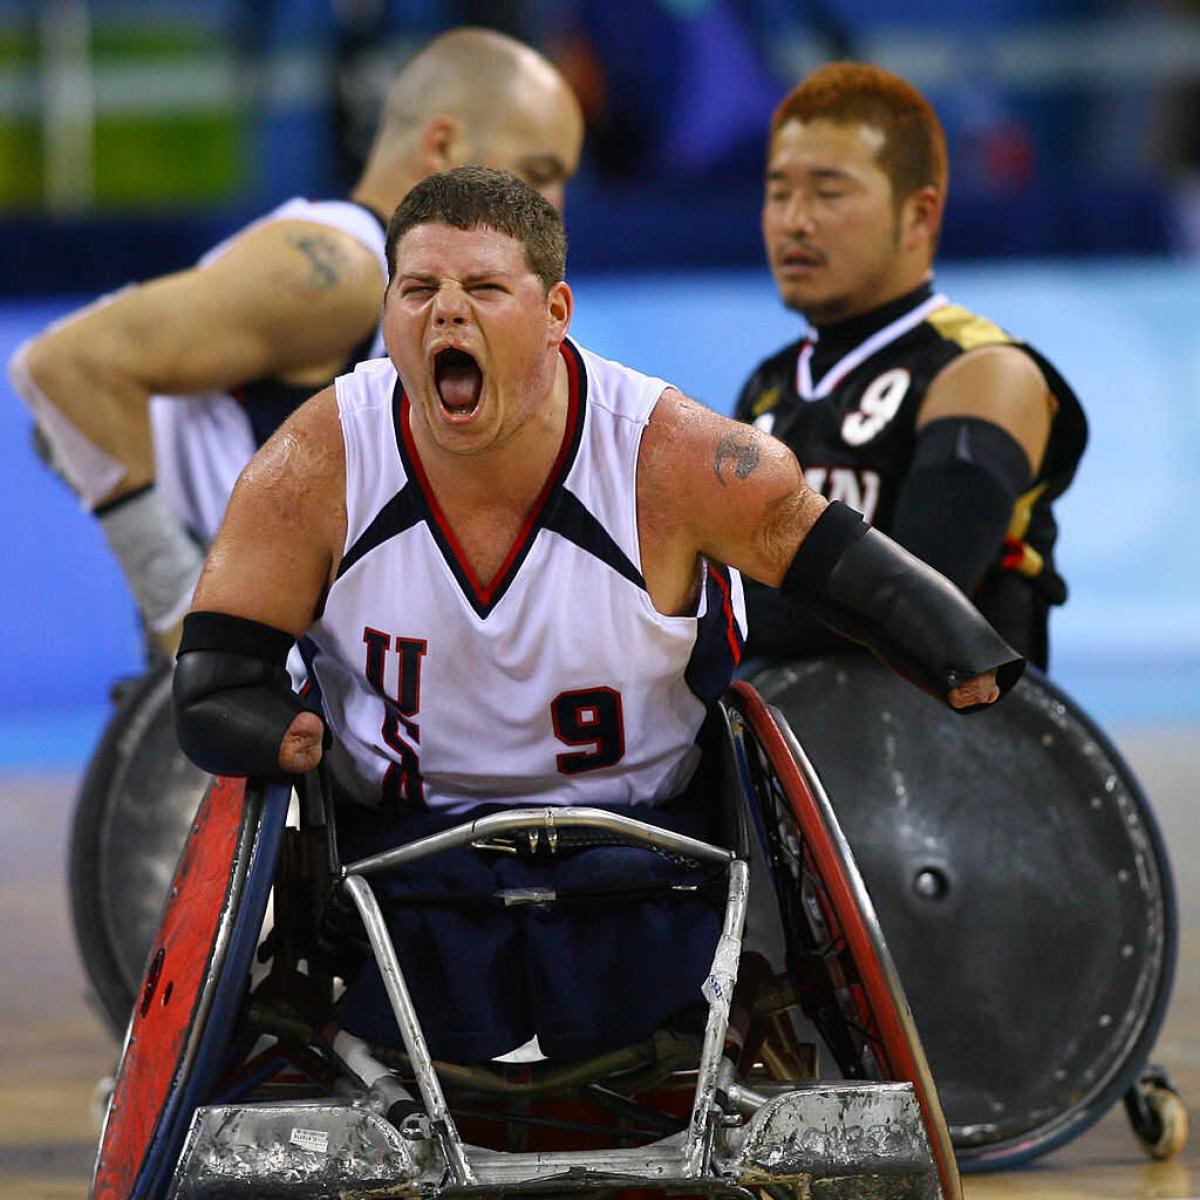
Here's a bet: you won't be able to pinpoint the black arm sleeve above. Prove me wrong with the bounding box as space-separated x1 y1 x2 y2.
782 501 1025 711
174 611 305 778
889 416 1032 593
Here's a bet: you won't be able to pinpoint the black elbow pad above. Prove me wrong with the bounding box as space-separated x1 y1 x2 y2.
174 612 304 777
783 501 1025 711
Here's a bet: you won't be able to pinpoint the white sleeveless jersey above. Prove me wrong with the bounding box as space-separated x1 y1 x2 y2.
306 341 747 813
150 197 388 542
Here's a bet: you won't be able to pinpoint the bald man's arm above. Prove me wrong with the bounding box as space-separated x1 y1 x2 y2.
8 219 381 652
15 219 383 504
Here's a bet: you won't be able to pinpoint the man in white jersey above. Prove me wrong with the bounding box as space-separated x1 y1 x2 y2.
8 28 582 655
175 166 1021 1061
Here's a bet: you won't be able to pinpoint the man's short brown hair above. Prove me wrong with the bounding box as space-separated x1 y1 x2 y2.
771 62 948 207
386 165 567 292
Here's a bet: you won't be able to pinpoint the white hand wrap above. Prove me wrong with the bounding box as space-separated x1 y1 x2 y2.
98 488 205 632
7 339 128 508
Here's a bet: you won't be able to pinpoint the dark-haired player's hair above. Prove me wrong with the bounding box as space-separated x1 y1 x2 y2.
772 62 948 222
385 164 567 292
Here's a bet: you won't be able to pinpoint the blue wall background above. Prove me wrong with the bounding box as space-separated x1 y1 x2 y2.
2 259 1198 763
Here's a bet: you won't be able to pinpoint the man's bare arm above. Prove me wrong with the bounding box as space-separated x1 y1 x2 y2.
17 220 383 502
869 344 1054 595
918 344 1053 471
178 387 347 776
641 390 1011 711
640 389 824 589
193 387 346 633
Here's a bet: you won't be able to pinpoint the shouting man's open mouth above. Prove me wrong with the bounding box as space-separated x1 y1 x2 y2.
434 347 484 420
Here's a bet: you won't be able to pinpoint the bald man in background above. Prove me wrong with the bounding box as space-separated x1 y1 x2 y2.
9 28 583 654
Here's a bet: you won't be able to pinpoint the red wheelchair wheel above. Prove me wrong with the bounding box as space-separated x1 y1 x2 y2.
91 775 289 1200
725 680 962 1200
69 664 210 1038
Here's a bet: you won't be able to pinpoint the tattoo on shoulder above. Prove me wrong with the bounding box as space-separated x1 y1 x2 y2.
713 431 761 486
285 232 345 291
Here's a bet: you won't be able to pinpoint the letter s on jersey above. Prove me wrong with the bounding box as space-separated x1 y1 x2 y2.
841 368 911 446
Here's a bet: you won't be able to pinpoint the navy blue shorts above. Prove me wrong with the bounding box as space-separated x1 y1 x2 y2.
334 799 723 1063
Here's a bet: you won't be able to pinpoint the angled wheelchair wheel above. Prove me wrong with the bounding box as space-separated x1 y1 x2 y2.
748 654 1178 1170
69 664 211 1036
91 775 290 1200
724 680 962 1200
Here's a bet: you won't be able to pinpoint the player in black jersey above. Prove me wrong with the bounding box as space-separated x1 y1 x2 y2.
736 63 1086 669
8 29 582 655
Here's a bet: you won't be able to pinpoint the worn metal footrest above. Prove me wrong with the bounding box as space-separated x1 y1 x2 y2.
168 1081 939 1198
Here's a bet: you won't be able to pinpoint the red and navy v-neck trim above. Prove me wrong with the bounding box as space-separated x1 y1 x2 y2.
394 339 587 618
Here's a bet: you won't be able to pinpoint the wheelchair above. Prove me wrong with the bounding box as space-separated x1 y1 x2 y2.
747 653 1187 1169
89 683 961 1200
72 655 1187 1178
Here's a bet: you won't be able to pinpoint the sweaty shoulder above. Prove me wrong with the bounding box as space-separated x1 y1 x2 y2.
196 386 347 633
238 387 347 555
641 388 796 491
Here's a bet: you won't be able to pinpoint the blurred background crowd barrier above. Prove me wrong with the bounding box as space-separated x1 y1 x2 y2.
1 0 1198 759
3 0 1200 281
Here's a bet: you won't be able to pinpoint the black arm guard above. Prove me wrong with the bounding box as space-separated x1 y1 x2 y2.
782 501 1025 712
174 611 305 777
890 417 1032 593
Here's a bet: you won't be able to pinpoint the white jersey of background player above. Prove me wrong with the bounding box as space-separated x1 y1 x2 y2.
150 199 387 544
309 345 747 811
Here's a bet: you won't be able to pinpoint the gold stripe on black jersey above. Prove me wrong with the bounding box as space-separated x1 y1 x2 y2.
926 305 1014 351
1007 482 1046 543
1002 483 1048 578
750 386 780 418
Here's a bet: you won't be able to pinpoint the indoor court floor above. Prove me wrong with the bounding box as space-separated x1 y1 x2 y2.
1 724 1196 1200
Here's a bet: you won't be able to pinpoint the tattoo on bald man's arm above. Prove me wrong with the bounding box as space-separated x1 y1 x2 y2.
713 431 761 486
285 232 345 291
